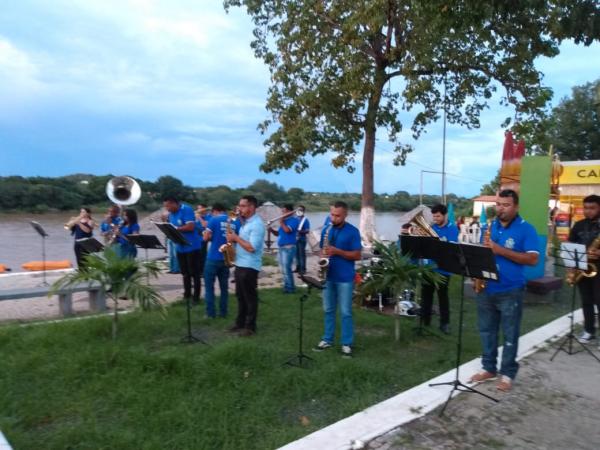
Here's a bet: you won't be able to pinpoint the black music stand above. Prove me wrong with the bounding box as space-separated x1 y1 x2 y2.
400 235 442 337
152 222 205 345
127 234 166 283
284 274 323 368
550 246 600 364
30 221 49 286
426 240 500 415
76 237 105 253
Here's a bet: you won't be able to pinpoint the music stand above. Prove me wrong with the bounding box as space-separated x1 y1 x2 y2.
284 274 323 368
550 245 600 364
400 235 442 337
76 237 105 253
152 221 205 345
30 221 49 286
427 241 500 415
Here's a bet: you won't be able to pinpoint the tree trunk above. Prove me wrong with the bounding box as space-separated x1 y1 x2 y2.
360 67 386 246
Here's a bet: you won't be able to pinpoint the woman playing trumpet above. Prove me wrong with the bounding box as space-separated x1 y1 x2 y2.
67 207 96 268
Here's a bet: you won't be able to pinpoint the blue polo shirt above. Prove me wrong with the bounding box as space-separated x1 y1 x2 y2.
168 203 201 253
206 214 240 261
297 216 310 242
321 222 362 283
100 216 122 235
277 216 299 246
431 221 459 276
485 215 539 294
234 213 265 271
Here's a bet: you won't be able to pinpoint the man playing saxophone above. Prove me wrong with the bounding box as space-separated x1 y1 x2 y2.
203 203 239 319
313 201 362 358
468 190 538 392
568 194 600 345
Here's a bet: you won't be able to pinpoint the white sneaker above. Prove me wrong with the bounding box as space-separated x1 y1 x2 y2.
341 345 353 358
577 331 596 344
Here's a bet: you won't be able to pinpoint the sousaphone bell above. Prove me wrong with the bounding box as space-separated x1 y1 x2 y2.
106 176 142 206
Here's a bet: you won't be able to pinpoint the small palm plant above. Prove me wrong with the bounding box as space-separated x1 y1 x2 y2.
358 240 442 306
51 247 166 340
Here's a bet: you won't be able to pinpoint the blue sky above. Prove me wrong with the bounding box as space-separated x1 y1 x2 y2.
0 0 598 197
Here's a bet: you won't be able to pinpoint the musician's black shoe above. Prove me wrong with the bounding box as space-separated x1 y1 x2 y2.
228 324 244 333
440 323 451 335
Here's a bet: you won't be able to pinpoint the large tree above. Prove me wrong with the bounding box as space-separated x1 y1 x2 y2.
529 79 600 160
225 0 598 242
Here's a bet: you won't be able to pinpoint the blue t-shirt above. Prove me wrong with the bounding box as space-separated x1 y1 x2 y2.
431 221 459 276
277 216 299 246
485 215 539 294
168 203 201 253
100 216 123 234
321 222 362 282
234 214 265 271
117 223 140 258
297 217 310 242
207 214 240 261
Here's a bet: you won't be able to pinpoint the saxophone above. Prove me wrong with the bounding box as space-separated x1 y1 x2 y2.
219 212 237 268
474 226 491 293
318 224 333 281
566 233 600 285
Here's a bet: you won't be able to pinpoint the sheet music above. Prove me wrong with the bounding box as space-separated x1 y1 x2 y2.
560 242 588 270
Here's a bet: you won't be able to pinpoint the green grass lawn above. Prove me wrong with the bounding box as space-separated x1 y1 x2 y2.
0 280 573 450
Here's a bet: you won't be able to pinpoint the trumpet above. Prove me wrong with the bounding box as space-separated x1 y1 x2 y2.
64 216 80 230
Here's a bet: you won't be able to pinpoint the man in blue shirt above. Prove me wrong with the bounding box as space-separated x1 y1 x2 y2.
203 203 238 319
226 195 265 336
271 204 299 293
100 205 122 245
421 204 459 334
313 201 362 358
295 205 310 274
468 189 538 392
163 196 203 306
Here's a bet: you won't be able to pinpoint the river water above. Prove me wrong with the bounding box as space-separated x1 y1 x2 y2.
0 211 404 273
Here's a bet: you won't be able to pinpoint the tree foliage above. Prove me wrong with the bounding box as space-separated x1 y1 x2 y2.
528 79 600 160
224 0 598 240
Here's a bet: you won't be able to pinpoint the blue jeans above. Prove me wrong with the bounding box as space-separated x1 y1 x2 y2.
168 240 180 273
295 238 307 273
322 280 354 346
204 259 230 317
477 288 524 379
278 245 295 292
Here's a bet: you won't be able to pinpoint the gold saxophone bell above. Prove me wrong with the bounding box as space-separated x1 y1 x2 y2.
566 235 600 285
106 176 142 206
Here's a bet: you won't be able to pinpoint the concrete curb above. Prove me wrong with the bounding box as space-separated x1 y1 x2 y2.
279 309 583 450
0 430 13 450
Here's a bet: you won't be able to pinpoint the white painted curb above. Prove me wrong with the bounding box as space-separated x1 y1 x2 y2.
0 430 13 450
279 309 584 450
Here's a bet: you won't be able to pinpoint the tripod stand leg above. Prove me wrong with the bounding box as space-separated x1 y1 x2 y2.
180 296 208 345
283 288 315 368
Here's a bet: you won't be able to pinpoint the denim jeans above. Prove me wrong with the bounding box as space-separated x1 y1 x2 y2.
477 288 524 380
278 245 296 292
168 240 180 273
322 280 354 346
204 259 230 318
295 238 307 274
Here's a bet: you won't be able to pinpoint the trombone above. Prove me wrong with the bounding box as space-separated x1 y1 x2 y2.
266 208 303 226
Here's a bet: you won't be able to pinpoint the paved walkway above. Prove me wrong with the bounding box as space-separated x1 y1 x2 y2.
368 341 600 450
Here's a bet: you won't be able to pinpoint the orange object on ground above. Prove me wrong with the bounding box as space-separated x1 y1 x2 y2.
21 260 73 271
0 263 10 273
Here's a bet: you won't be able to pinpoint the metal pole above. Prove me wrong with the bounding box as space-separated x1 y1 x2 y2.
442 76 447 205
420 171 424 205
